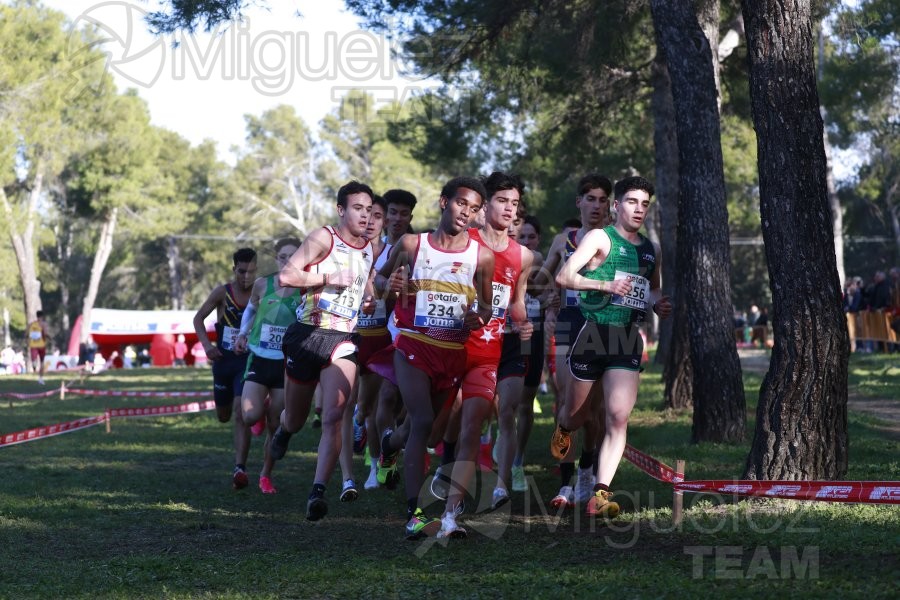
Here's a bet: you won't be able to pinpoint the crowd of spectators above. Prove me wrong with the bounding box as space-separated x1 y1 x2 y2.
843 267 900 352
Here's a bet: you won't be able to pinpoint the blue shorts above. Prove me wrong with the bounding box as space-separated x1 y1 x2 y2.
212 351 249 408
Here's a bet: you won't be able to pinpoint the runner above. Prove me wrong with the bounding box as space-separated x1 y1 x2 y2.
269 181 377 521
553 175 672 517
233 237 302 494
541 174 613 508
27 311 50 385
436 172 534 539
193 247 258 489
374 176 494 540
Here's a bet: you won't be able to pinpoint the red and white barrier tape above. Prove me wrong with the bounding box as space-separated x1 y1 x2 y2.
0 415 107 448
66 388 209 398
0 388 59 400
624 444 684 483
107 400 215 418
675 479 900 504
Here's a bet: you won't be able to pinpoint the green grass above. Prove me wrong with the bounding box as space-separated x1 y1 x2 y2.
0 358 897 599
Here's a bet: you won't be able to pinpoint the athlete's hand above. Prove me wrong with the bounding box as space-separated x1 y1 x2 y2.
461 304 487 330
329 268 356 290
204 344 223 362
233 334 248 354
653 295 673 319
547 290 561 311
361 295 376 315
388 264 408 294
515 319 533 341
604 278 632 296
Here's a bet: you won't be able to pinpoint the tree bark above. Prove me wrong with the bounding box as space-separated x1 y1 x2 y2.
167 235 184 310
651 0 746 442
81 207 118 344
741 0 849 479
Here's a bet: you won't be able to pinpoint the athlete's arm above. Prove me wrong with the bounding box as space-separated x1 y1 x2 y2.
465 244 496 330
235 276 266 353
375 233 415 295
648 241 672 319
360 265 378 315
193 285 225 361
509 246 534 340
556 229 632 296
278 227 332 289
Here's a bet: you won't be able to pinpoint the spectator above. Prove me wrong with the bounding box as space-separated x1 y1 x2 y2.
173 334 188 367
843 277 862 313
191 341 208 367
870 271 891 310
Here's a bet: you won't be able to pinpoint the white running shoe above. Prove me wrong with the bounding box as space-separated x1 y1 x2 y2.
364 464 379 490
574 466 596 505
436 510 467 539
550 485 575 509
491 487 510 511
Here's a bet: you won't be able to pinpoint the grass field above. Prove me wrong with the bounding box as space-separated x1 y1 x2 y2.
1 354 898 599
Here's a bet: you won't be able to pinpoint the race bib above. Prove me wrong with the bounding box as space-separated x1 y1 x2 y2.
565 288 579 307
414 290 465 330
473 282 512 319
525 295 541 319
609 271 650 312
220 326 239 350
357 299 387 328
318 274 366 320
259 323 286 351
29 330 42 340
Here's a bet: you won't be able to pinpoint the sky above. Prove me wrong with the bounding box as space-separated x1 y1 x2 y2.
42 0 437 161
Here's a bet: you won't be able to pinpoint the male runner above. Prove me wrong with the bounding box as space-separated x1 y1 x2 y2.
554 176 672 517
269 181 377 521
27 311 50 384
193 248 258 489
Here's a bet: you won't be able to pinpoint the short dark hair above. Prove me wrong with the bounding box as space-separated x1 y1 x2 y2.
372 194 387 211
233 247 257 265
577 174 613 197
562 218 582 229
441 176 488 205
36 310 44 318
482 171 525 200
614 176 655 200
337 181 375 208
274 237 301 253
382 188 417 210
523 215 542 236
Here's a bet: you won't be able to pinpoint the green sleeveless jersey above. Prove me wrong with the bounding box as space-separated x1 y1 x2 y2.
248 276 303 359
579 225 657 326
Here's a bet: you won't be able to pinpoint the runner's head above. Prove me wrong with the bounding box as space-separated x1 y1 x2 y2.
366 194 387 241
36 310 44 319
274 237 300 269
508 198 527 239
482 171 524 232
439 176 487 235
336 180 375 238
575 174 612 229
612 176 654 234
383 188 417 241
518 215 541 251
232 247 258 291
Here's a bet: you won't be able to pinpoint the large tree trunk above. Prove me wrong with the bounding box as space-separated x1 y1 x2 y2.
651 0 746 443
167 235 184 310
651 50 693 409
81 207 118 344
741 0 849 479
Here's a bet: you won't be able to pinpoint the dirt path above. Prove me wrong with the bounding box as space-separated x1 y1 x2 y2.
738 348 900 441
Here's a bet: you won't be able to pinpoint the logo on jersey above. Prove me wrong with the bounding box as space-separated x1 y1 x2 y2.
642 253 656 263
450 262 470 275
504 267 514 281
619 246 628 256
335 242 349 254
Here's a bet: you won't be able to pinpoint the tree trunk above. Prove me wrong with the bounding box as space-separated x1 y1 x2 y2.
651 50 693 409
651 0 746 442
81 207 118 344
167 235 184 310
741 0 849 479
822 131 846 288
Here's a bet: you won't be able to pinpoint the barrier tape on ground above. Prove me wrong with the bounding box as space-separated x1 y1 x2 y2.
0 388 60 400
107 400 215 418
675 479 900 504
0 415 107 448
66 388 209 398
623 444 684 483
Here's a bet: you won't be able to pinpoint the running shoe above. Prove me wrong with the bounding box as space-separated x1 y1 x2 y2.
430 465 451 500
574 466 596 505
511 465 527 492
549 424 571 461
250 415 265 436
306 494 328 521
586 489 620 519
270 425 293 460
436 508 467 540
550 485 575 509
405 508 441 540
352 406 367 454
376 451 400 489
491 487 509 511
232 466 248 490
259 475 276 494
340 478 359 502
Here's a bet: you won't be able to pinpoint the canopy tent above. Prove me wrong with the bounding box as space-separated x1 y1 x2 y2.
67 309 218 367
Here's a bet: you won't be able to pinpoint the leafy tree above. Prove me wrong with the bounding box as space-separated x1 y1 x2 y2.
742 0 849 479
